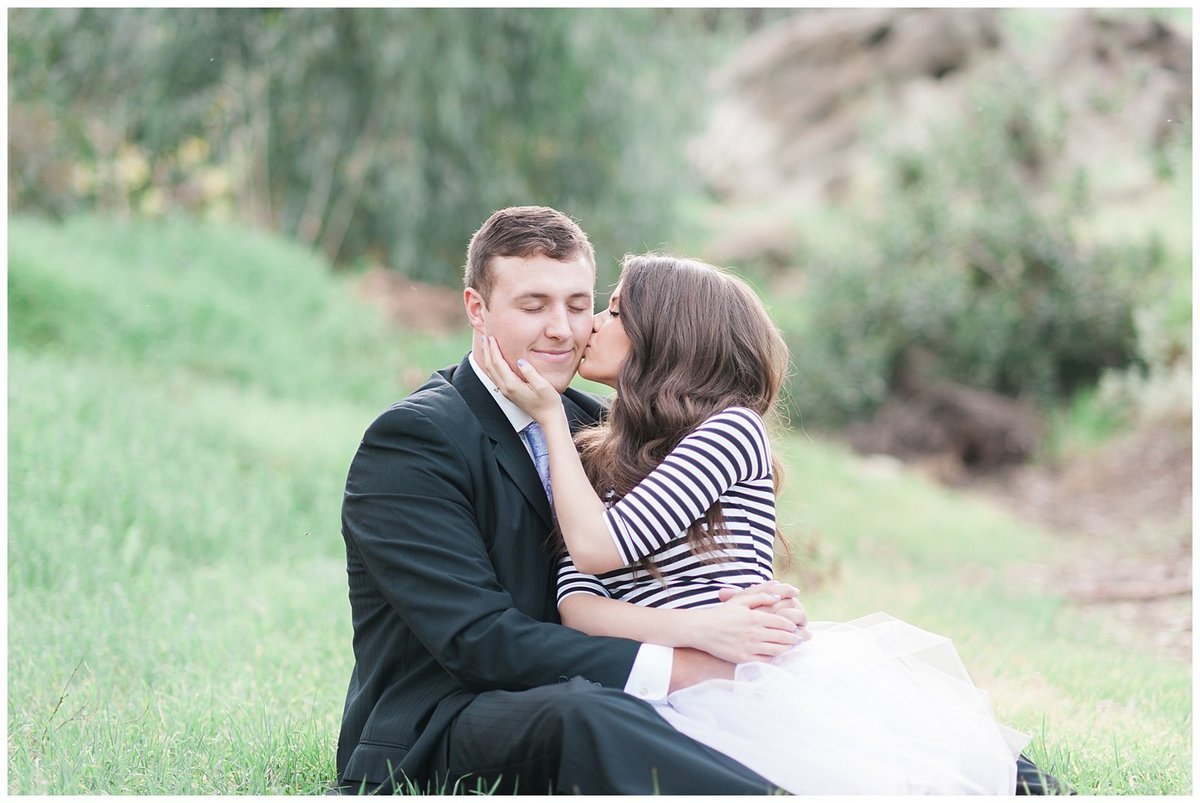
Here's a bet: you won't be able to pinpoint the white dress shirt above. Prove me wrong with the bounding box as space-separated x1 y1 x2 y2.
468 353 672 701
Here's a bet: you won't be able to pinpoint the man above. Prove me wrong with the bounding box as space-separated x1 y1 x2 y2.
335 206 795 794
335 205 1069 795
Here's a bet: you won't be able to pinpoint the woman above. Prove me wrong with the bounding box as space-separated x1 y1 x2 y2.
480 253 1028 794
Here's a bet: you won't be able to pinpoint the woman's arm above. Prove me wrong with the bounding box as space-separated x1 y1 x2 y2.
478 337 773 575
559 592 801 665
538 408 623 572
479 337 623 573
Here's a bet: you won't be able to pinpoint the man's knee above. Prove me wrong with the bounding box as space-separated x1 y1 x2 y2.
443 678 638 792
523 677 637 742
451 677 636 757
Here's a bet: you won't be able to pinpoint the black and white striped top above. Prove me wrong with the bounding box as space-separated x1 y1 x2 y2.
556 407 777 610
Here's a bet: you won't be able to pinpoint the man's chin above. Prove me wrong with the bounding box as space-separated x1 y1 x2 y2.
536 367 577 394
548 376 575 394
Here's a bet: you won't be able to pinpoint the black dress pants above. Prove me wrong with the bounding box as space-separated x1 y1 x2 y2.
418 677 1072 796
431 676 779 795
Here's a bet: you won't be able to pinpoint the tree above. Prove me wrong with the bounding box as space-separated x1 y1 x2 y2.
9 8 711 286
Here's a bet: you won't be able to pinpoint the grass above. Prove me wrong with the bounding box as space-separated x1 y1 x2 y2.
1034 385 1129 466
7 214 1191 794
6 215 462 794
775 435 1192 794
7 356 353 793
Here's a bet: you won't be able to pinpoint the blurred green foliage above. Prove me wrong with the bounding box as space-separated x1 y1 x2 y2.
9 8 1187 439
8 8 769 287
783 70 1162 426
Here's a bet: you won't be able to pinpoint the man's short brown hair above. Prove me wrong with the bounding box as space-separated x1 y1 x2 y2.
464 206 596 302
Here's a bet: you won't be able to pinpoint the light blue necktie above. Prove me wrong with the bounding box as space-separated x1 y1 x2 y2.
521 422 554 510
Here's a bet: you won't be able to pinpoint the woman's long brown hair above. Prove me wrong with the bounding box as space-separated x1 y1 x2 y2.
573 253 791 577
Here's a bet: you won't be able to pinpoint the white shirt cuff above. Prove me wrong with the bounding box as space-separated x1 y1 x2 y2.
624 643 673 702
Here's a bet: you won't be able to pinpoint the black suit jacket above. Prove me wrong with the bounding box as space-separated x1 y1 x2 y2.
337 356 640 788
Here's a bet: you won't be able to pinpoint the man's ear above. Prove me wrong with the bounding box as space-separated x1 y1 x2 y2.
464 287 487 331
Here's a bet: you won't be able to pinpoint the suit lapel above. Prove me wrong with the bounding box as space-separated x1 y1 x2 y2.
562 387 607 431
450 357 554 528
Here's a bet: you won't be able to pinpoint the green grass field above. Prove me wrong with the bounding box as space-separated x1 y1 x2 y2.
7 215 1191 794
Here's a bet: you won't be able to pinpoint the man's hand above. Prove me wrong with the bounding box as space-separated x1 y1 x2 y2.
718 581 811 642
669 647 735 694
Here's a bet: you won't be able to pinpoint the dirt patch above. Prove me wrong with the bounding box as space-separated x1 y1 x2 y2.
846 373 1041 480
970 423 1192 662
355 268 463 334
846 374 1192 664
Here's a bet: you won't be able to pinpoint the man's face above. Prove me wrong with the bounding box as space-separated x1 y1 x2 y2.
465 253 595 393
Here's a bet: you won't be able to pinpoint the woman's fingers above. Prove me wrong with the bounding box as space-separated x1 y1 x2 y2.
754 621 803 644
772 607 809 634
477 337 563 423
482 336 527 395
477 334 507 386
719 581 800 603
488 337 516 384
762 581 800 600
753 610 799 631
729 592 784 611
744 622 806 663
772 613 804 634
513 355 551 392
744 641 791 662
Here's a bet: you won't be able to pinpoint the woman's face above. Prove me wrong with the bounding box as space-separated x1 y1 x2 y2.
578 284 631 388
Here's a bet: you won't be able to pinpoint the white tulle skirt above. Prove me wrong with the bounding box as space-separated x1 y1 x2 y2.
655 612 1028 795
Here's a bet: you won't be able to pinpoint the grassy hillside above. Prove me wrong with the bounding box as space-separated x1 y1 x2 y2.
7 215 1190 793
7 215 466 793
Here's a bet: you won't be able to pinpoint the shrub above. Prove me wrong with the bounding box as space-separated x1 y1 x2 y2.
785 71 1153 426
7 8 725 288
